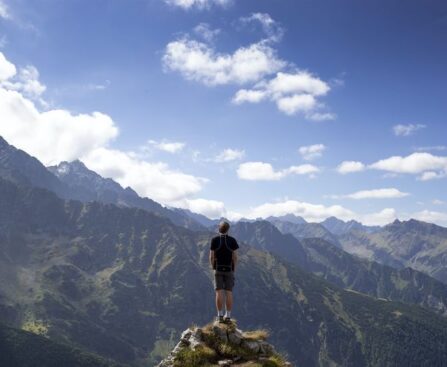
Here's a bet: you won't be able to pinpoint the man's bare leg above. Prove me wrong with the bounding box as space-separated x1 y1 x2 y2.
225 290 233 318
216 290 224 316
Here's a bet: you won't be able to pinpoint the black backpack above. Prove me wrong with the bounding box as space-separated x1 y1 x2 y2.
213 235 234 272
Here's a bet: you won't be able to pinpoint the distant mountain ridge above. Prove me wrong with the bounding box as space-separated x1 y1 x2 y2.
268 218 341 247
48 160 204 230
0 136 70 199
231 220 447 317
0 136 204 230
339 219 447 283
321 216 380 235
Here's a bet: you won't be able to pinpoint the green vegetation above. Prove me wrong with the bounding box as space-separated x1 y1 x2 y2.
0 322 124 367
169 322 287 367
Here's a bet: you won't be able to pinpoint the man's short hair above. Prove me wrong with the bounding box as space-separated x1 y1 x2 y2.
218 221 230 234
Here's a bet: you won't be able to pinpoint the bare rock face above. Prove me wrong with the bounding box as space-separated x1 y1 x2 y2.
157 320 291 367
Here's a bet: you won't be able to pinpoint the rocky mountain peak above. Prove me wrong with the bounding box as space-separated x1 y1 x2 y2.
0 135 11 148
158 321 291 367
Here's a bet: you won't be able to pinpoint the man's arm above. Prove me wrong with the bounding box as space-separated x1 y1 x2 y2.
209 250 215 269
232 250 238 271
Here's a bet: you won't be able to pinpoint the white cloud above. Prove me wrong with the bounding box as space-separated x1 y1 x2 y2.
418 171 446 181
412 210 447 226
0 51 16 80
287 164 319 175
148 139 186 153
337 152 447 180
234 71 333 119
245 200 355 222
179 198 226 219
164 16 335 120
83 148 206 203
1 65 46 100
0 51 208 205
331 188 409 200
276 93 316 115
237 161 319 181
369 152 447 179
193 23 220 42
306 112 336 121
163 38 285 86
0 88 118 165
240 12 284 42
268 71 330 96
393 123 426 136
336 161 365 174
243 200 399 226
215 148 245 162
232 89 267 104
433 199 445 205
360 208 398 226
164 0 230 9
0 0 10 19
298 144 326 161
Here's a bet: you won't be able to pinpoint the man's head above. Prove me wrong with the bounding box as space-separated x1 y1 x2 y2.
218 221 230 234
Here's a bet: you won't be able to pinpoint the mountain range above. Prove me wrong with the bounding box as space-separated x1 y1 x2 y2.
2 135 447 366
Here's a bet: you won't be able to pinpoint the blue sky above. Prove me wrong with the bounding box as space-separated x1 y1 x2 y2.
0 0 446 225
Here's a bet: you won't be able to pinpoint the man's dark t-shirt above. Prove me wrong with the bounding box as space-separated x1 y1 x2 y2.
210 234 239 271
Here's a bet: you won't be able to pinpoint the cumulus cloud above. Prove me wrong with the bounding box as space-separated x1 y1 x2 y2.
298 144 326 161
232 88 267 104
215 148 245 162
0 52 16 80
245 200 355 222
268 71 330 96
330 188 409 200
0 88 118 165
418 171 446 181
433 199 445 205
178 198 226 219
164 0 230 9
336 161 366 174
360 208 398 226
337 153 447 180
237 161 319 181
0 51 208 205
83 148 206 203
306 112 336 121
163 15 335 120
369 152 447 180
163 38 285 86
240 12 284 42
194 23 221 42
412 210 447 226
234 71 333 119
147 139 186 153
1 65 46 100
393 123 426 136
0 0 10 19
243 200 399 226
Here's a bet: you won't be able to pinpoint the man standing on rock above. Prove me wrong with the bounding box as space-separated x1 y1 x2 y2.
210 221 239 323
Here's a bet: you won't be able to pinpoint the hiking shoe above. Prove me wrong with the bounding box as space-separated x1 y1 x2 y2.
224 317 232 324
217 316 224 323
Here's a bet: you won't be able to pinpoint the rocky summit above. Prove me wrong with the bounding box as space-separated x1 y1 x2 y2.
157 320 291 367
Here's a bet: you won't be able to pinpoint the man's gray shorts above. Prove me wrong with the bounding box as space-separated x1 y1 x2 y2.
214 271 235 291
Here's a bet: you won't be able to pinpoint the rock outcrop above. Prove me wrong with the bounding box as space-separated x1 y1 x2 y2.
157 320 291 367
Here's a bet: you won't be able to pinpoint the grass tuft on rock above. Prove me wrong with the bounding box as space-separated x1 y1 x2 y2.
169 320 289 366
